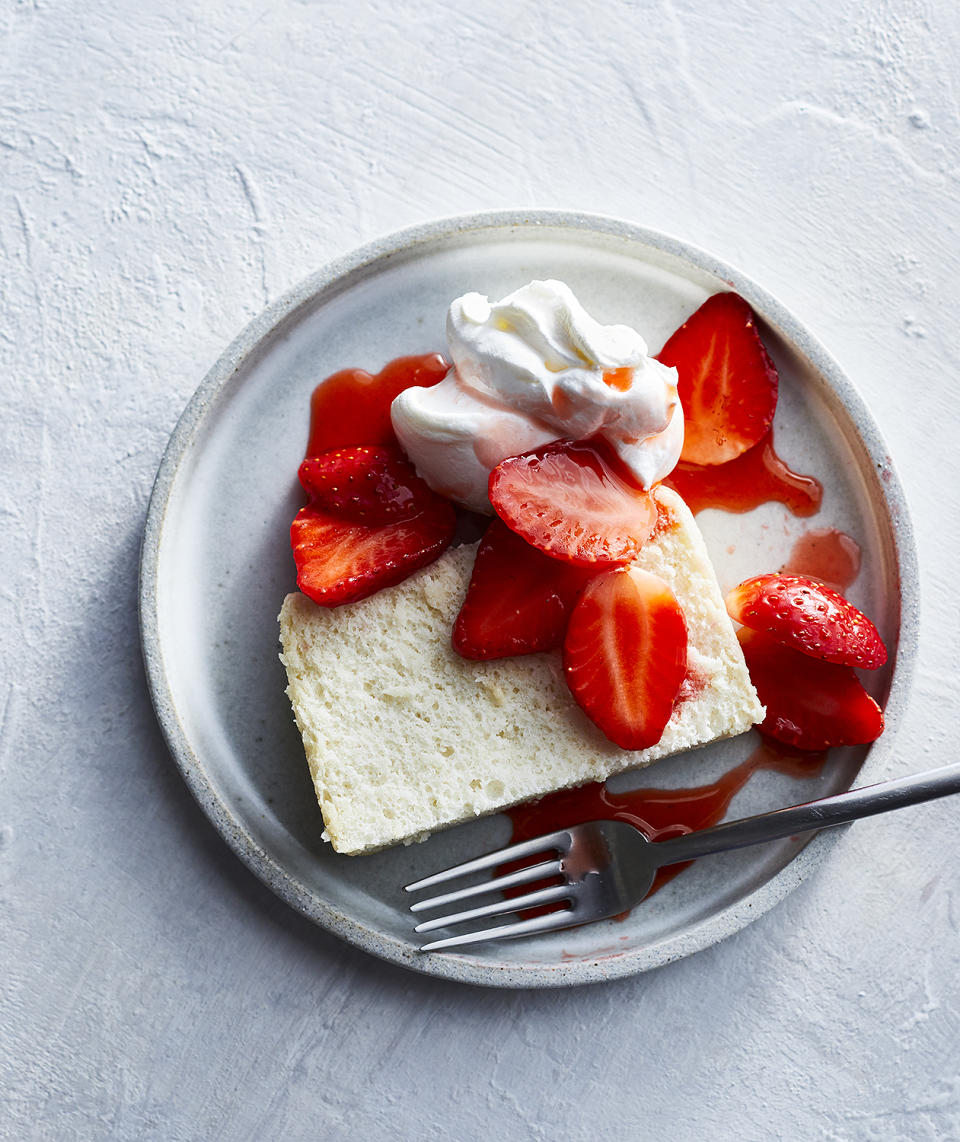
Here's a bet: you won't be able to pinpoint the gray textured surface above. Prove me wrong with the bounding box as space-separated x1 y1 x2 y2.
2 1 959 1139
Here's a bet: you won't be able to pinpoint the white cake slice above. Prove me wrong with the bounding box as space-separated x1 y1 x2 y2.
279 486 764 855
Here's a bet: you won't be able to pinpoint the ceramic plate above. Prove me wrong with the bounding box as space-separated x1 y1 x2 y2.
140 211 918 988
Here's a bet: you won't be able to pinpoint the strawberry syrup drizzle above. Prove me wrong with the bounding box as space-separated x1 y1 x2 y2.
602 367 634 392
306 353 448 458
501 738 828 917
664 428 822 517
781 528 862 593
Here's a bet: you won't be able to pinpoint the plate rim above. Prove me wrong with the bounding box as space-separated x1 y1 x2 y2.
139 208 919 988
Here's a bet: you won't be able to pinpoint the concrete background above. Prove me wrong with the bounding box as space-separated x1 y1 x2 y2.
2 1 959 1138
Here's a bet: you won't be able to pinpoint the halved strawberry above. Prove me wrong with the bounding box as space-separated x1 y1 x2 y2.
292 444 455 607
452 519 594 659
657 292 778 466
292 506 454 607
726 573 887 669
299 446 432 526
306 353 448 456
563 567 687 750
738 628 884 750
488 439 658 567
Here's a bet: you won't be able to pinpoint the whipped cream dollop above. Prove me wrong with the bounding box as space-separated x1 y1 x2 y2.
391 279 683 512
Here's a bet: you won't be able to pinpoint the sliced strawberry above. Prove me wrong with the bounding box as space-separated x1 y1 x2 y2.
738 628 884 750
292 505 454 607
488 439 658 567
306 353 448 456
563 567 687 750
727 573 887 669
299 446 434 526
292 444 455 606
452 519 594 660
657 292 778 466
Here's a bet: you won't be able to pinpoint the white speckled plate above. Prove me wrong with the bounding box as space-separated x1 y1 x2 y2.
139 211 917 988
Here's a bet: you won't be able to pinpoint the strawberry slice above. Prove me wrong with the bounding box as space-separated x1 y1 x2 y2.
299 446 433 526
657 292 778 466
727 573 887 669
292 445 455 607
563 567 687 750
292 509 454 607
453 519 594 660
738 628 884 750
488 439 658 567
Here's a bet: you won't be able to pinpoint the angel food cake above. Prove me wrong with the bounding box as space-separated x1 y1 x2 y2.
279 280 886 855
281 486 761 853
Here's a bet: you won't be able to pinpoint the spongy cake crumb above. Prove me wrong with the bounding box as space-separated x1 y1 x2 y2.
279 486 764 854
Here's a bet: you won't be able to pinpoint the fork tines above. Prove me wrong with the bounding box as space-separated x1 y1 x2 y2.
403 829 576 951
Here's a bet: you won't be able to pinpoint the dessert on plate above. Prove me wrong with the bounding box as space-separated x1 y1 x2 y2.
279 281 886 855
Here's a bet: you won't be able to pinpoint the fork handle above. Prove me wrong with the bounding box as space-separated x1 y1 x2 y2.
649 760 960 868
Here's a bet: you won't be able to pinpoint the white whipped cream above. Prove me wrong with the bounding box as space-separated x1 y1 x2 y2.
391 280 683 512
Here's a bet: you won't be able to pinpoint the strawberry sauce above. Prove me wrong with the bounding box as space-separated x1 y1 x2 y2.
781 528 862 593
664 428 822 517
602 367 634 392
503 738 828 911
306 353 448 457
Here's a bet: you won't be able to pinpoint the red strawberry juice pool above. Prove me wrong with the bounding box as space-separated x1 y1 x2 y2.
664 428 822 516
781 528 862 592
502 737 828 912
306 354 448 458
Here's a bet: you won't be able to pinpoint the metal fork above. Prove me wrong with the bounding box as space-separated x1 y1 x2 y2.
404 760 960 951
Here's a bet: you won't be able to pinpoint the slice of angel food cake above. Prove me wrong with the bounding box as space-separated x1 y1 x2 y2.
279 281 886 855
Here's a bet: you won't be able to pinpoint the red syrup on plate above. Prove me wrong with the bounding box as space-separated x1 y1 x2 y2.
781 527 862 593
501 738 829 917
664 427 822 517
306 353 448 457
